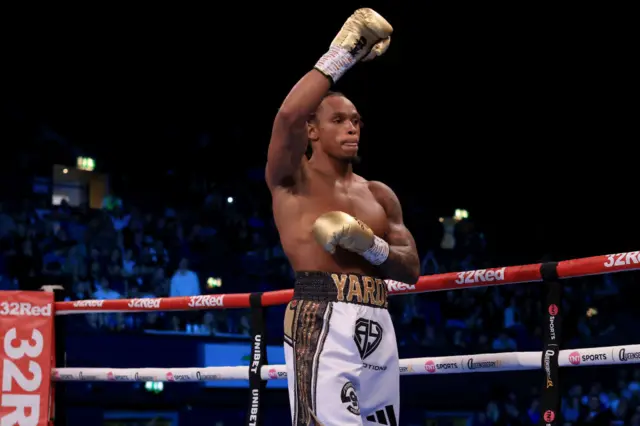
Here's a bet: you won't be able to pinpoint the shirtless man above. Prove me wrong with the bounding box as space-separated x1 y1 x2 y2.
266 8 420 426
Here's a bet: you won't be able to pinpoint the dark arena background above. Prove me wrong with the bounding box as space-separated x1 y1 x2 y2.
0 2 637 425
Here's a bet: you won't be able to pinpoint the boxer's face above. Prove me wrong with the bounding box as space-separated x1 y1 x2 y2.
308 95 362 162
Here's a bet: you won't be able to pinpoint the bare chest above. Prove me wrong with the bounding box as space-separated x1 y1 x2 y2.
297 177 388 237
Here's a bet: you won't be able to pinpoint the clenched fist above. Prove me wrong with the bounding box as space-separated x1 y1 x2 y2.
315 8 393 83
312 211 390 265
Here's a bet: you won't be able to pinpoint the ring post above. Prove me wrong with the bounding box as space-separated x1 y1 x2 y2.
245 293 268 426
539 264 561 426
42 285 67 426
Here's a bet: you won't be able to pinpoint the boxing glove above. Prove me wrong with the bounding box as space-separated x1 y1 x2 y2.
312 211 390 265
315 8 393 83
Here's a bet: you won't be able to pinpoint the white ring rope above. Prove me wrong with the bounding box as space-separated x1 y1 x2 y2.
52 344 640 382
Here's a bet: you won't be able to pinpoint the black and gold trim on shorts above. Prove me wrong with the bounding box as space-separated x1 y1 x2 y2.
284 298 333 426
293 271 388 309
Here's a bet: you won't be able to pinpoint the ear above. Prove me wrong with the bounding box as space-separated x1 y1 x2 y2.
307 121 319 142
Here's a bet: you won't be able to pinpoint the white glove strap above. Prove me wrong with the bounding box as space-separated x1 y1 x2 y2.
314 46 356 83
362 235 390 266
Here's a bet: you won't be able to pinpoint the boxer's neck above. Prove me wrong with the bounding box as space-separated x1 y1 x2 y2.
309 154 353 180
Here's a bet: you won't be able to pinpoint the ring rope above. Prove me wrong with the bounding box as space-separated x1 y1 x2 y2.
48 250 640 426
54 250 640 314
52 343 640 382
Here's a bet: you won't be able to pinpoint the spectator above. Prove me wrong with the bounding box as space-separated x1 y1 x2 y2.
94 277 120 300
504 296 521 329
170 258 200 298
492 332 517 352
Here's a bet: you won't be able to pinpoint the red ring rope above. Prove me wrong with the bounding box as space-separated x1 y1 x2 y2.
54 250 640 314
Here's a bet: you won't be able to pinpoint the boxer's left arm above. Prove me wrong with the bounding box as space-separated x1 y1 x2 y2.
369 181 420 284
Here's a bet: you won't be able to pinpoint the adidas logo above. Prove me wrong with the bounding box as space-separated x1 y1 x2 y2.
365 405 397 426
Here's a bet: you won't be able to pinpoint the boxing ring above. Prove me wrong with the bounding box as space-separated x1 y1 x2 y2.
2 250 640 425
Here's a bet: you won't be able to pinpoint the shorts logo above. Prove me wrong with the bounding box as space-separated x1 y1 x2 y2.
354 318 383 360
365 405 397 426
340 381 360 416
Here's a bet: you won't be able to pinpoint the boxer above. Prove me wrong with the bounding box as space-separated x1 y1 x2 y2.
266 8 420 425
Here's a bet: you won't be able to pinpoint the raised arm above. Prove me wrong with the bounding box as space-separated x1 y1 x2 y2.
369 181 421 284
265 8 394 190
265 71 331 190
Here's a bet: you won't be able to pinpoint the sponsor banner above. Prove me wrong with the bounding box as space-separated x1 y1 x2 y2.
50 344 640 387
0 291 54 426
399 364 415 374
52 367 242 382
165 371 194 382
540 281 561 425
385 280 416 294
188 295 224 308
543 409 557 425
57 294 226 314
72 300 104 308
560 347 613 367
462 353 520 372
604 252 640 269
455 267 506 286
127 298 162 310
547 303 559 344
542 349 558 389
612 345 640 364
263 367 287 380
421 357 464 374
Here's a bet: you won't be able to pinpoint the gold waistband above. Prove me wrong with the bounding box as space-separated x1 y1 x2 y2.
293 271 388 309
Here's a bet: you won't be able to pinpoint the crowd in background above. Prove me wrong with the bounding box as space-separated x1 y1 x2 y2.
1 189 639 425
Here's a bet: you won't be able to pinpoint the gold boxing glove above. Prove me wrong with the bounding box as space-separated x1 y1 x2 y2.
312 211 390 265
315 8 393 83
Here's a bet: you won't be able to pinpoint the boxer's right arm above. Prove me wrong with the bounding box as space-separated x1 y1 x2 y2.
265 71 331 190
266 8 393 190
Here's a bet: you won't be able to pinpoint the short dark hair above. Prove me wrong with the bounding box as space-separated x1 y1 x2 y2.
308 91 345 122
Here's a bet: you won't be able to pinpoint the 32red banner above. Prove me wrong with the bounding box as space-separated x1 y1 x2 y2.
0 291 54 426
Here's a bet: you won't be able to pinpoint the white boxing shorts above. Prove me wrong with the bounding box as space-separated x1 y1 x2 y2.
284 271 399 426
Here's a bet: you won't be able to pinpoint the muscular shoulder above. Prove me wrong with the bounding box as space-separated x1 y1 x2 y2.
367 180 402 216
368 180 397 201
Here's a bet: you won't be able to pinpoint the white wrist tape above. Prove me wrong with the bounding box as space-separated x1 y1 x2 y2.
362 235 390 266
314 45 356 83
